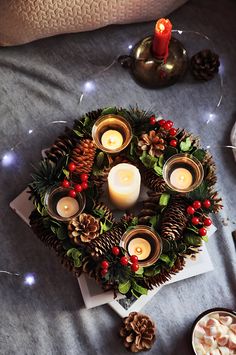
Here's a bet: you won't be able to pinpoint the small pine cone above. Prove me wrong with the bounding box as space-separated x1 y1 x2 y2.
191 49 220 81
82 255 99 280
68 213 100 244
90 167 110 198
138 130 166 157
141 166 166 193
160 195 188 240
71 139 96 178
46 132 74 163
93 202 114 223
138 193 162 225
89 223 126 258
202 151 217 187
120 312 156 353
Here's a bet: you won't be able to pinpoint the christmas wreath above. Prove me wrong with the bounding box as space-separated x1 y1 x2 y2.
29 106 222 299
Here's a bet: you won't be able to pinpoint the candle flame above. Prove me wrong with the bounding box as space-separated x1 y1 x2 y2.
135 247 142 254
179 175 185 182
158 23 165 32
64 205 69 210
109 136 115 144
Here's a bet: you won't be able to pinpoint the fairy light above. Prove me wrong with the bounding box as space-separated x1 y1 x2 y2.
1 151 16 167
23 273 36 286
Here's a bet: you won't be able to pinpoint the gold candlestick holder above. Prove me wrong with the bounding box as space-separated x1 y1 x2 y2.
92 114 132 154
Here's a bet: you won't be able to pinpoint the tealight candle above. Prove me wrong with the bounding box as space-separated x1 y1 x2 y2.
101 129 123 150
56 197 79 218
128 237 151 261
170 167 193 190
108 163 141 209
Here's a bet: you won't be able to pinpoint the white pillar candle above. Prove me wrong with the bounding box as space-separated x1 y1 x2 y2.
101 130 123 150
170 167 193 190
56 197 79 218
128 238 151 260
108 163 141 209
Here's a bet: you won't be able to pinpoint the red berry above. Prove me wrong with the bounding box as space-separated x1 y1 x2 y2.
81 181 88 190
192 217 200 225
187 206 195 215
62 180 70 188
68 162 76 172
149 116 156 125
163 122 172 130
101 260 109 269
199 227 207 236
130 255 139 263
112 246 120 256
100 268 108 277
131 263 139 272
204 218 212 227
193 200 202 210
80 173 88 182
158 119 166 126
166 120 173 128
120 256 128 266
68 189 76 198
74 184 82 193
203 199 211 208
170 139 177 147
169 128 177 136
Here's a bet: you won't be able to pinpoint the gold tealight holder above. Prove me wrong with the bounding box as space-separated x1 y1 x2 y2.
163 153 204 193
44 186 86 222
119 226 162 267
92 114 132 154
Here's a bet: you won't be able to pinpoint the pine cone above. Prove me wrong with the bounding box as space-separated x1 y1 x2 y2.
160 195 188 240
120 312 156 353
90 167 110 198
138 192 162 225
46 131 75 163
89 223 126 258
93 202 114 223
191 49 220 81
70 139 96 179
68 213 100 244
141 166 166 193
138 130 166 157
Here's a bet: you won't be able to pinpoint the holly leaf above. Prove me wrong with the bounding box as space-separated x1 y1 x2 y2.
159 154 164 168
153 163 163 176
101 107 117 115
184 233 202 247
73 258 82 268
118 280 131 294
180 137 192 152
144 266 161 277
193 149 206 162
94 208 106 218
57 225 68 240
150 215 159 230
159 254 173 267
62 169 70 179
202 235 208 242
140 151 158 169
135 267 144 276
159 193 170 206
73 129 84 137
132 280 148 295
100 220 113 234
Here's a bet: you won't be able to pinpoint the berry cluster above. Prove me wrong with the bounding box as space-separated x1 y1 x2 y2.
186 200 212 236
100 246 139 277
61 162 89 198
149 116 178 148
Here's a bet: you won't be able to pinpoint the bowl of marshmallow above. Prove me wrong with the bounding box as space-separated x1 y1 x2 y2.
192 308 236 355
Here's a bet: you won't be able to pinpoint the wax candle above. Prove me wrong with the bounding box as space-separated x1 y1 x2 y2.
56 196 79 218
101 129 123 150
170 168 193 190
108 163 141 209
128 237 151 261
152 18 172 60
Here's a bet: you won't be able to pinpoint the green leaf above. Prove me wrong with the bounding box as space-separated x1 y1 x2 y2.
62 169 70 179
202 235 208 242
153 163 163 176
132 280 148 295
130 217 138 226
74 258 82 268
96 151 105 168
131 289 140 299
193 149 206 162
118 280 131 294
50 225 58 235
67 248 79 258
57 225 68 240
101 107 117 115
73 129 84 137
83 115 90 127
135 267 144 275
159 193 170 206
100 220 113 234
184 234 202 247
180 137 192 152
94 208 106 218
159 254 172 265
144 266 161 277
158 154 164 168
140 151 158 169
130 141 135 157
187 182 209 201
150 215 159 230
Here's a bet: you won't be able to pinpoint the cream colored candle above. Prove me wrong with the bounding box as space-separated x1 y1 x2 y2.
128 238 151 260
101 130 123 150
56 197 79 218
108 163 141 209
170 168 193 190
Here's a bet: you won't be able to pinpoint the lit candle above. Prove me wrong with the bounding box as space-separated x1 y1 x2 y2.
56 197 79 218
170 168 193 190
108 163 141 209
101 129 123 150
128 238 151 261
152 18 172 60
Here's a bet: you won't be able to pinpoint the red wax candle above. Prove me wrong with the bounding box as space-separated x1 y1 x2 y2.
152 18 172 60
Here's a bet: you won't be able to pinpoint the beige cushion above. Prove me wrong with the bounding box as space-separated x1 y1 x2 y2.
0 0 187 46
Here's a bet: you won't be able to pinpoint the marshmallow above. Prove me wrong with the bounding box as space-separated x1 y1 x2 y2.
206 326 219 337
217 325 230 337
204 336 215 346
217 335 229 347
194 343 208 355
228 330 236 350
211 313 220 320
219 317 233 327
218 347 230 355
195 325 206 338
229 324 236 334
207 319 220 328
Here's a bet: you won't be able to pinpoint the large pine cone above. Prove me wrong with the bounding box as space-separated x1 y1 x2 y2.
68 213 99 244
191 49 220 81
141 166 166 193
138 192 162 225
46 130 75 163
120 312 156 353
70 139 96 178
138 130 165 157
160 195 188 240
93 202 114 223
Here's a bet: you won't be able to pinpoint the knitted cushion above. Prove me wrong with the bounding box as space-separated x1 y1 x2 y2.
0 0 187 46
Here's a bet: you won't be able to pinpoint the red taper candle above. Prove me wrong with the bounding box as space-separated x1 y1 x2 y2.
152 18 172 60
